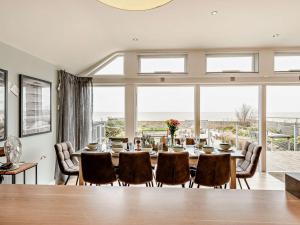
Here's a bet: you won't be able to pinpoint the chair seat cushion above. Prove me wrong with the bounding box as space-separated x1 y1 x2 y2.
236 166 251 178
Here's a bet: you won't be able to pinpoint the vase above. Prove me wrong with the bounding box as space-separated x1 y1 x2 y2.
170 133 175 147
4 136 22 165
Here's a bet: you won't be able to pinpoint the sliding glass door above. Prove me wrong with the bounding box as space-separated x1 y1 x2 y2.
200 86 259 149
267 86 300 172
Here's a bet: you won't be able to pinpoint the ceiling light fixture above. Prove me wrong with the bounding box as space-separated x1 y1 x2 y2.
132 37 139 41
272 33 280 38
211 10 218 15
97 0 174 11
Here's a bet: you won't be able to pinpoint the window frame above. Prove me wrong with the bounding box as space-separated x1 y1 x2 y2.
94 54 125 76
274 52 300 73
138 54 188 75
205 53 259 74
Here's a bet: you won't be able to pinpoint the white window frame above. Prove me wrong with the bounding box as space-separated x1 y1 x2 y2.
138 54 188 75
94 54 125 76
274 52 300 73
205 53 259 74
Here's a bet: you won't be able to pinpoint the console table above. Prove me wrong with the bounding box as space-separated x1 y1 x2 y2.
0 163 38 184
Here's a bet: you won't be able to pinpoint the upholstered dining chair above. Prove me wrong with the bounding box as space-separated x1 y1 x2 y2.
118 152 153 186
190 153 230 188
156 152 190 187
236 142 262 189
54 142 79 185
185 138 195 145
81 152 117 186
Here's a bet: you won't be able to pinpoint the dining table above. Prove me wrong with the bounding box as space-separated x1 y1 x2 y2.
2 185 300 225
72 146 245 189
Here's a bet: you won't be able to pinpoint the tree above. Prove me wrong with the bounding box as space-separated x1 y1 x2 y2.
105 118 124 137
235 104 253 127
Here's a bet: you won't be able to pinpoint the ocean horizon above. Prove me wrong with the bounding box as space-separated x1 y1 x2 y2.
94 112 300 122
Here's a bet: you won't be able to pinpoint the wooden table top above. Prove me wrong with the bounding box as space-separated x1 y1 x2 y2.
0 163 37 175
73 147 245 159
1 185 300 225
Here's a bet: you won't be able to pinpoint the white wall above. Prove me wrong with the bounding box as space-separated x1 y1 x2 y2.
0 41 57 184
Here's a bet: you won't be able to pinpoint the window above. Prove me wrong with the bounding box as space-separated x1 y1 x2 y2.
139 55 186 74
94 55 124 75
267 86 300 172
274 53 300 72
137 86 194 137
200 86 259 149
206 53 258 73
93 87 125 140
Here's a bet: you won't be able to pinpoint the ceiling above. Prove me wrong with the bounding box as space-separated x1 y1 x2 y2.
0 0 300 74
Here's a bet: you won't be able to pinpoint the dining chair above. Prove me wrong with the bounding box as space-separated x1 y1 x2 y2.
190 153 230 188
54 142 79 185
186 138 195 145
236 142 262 189
118 152 153 186
81 152 117 186
156 152 190 187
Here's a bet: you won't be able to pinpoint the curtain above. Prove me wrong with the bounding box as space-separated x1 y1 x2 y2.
55 70 93 184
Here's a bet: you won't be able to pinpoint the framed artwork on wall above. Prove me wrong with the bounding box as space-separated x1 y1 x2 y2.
0 69 7 141
19 75 52 137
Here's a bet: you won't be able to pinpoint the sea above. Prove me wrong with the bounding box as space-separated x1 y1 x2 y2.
93 112 300 122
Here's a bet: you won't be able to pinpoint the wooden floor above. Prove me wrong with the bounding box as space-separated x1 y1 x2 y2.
68 172 285 190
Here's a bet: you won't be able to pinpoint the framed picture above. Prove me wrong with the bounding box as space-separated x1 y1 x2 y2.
0 69 7 141
19 75 52 137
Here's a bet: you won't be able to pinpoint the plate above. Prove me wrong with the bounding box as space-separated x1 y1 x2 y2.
84 147 97 151
218 148 233 152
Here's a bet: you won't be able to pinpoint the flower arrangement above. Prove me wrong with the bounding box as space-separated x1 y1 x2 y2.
166 119 180 146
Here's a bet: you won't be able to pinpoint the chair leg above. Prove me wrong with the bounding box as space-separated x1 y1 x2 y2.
111 183 113 186
244 179 250 190
151 181 154 187
224 183 227 189
197 184 200 188
238 178 243 189
182 184 185 188
189 182 194 188
146 182 148 187
64 175 70 185
118 180 121 186
76 176 79 186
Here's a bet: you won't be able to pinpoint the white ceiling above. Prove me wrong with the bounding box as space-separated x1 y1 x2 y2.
0 0 300 74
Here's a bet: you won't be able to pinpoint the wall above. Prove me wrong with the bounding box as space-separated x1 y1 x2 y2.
0 41 57 184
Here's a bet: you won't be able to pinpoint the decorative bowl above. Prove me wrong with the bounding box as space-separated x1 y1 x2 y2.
87 143 98 150
219 143 231 151
203 146 214 154
173 146 184 152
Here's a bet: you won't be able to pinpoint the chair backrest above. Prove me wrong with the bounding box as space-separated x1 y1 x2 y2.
54 142 78 175
81 152 116 185
186 138 195 145
237 142 262 177
118 152 153 185
156 152 190 185
194 154 230 187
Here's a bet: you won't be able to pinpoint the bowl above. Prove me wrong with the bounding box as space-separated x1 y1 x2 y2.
173 146 184 152
203 146 214 154
112 148 123 153
219 143 231 151
141 147 153 152
87 143 98 150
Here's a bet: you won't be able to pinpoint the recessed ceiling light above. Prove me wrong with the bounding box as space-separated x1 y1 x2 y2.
272 33 280 38
211 10 218 15
132 38 139 42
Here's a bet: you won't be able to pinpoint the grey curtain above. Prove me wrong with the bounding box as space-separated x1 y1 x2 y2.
55 70 93 184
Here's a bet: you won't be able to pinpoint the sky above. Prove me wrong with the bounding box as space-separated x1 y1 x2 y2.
93 86 300 114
